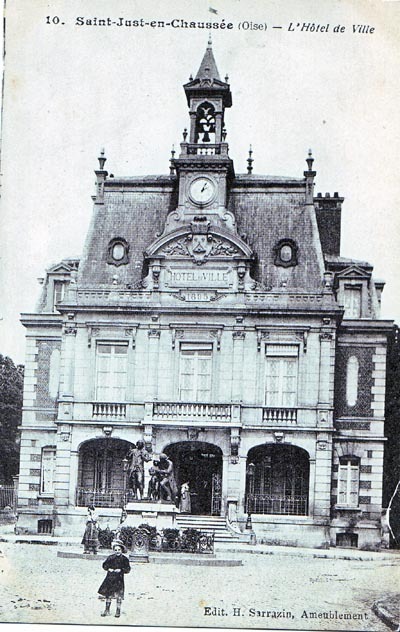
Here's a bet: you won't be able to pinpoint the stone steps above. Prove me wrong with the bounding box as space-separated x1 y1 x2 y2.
176 515 243 543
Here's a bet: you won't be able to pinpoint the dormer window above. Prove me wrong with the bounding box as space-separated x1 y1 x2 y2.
53 281 65 312
107 238 129 266
344 286 362 319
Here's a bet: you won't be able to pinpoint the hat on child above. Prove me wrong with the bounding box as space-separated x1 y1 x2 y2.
111 539 126 553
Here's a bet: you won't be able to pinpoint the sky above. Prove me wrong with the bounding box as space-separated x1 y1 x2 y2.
1 0 399 364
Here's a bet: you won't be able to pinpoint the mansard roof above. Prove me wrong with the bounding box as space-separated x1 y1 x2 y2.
77 171 326 292
325 254 373 272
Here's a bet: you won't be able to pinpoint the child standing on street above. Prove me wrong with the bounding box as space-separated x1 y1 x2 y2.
98 539 131 618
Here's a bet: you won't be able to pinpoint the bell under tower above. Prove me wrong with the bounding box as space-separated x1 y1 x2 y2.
169 39 235 232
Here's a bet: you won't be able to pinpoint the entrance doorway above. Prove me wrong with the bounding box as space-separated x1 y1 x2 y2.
164 442 222 515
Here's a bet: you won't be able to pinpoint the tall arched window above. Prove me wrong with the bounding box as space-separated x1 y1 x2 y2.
346 356 359 407
245 444 309 515
195 102 216 143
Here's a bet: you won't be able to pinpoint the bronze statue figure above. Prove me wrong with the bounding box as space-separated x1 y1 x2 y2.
158 453 178 504
126 440 151 500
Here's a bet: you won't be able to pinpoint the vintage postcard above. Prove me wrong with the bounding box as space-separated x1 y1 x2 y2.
0 1 399 631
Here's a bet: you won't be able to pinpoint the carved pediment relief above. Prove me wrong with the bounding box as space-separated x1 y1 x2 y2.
160 233 241 265
146 223 252 266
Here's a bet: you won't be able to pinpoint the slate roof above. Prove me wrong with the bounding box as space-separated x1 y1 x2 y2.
77 172 325 292
195 42 221 81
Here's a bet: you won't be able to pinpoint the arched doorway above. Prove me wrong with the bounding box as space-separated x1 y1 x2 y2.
164 442 223 515
77 438 133 508
246 444 309 515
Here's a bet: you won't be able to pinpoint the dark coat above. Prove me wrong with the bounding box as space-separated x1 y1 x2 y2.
98 553 131 599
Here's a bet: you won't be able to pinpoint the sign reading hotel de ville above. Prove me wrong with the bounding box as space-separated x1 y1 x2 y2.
1 1 399 632
165 267 233 289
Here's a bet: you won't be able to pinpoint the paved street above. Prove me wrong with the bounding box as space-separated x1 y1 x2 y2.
0 541 398 630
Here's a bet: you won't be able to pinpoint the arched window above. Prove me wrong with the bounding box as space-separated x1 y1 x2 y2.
246 445 309 515
77 438 133 507
195 102 216 144
346 356 359 407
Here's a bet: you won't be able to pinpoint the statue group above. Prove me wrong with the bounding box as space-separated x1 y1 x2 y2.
126 441 178 504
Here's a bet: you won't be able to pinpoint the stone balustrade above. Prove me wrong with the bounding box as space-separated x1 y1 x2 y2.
92 402 127 420
152 402 232 422
262 408 298 424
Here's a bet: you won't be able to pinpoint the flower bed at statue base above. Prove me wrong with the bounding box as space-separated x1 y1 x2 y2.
98 524 214 554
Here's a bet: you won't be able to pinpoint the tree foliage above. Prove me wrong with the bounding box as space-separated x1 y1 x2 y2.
0 355 23 483
383 325 400 544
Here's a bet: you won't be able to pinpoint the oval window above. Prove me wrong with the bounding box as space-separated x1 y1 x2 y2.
280 244 293 262
112 243 125 261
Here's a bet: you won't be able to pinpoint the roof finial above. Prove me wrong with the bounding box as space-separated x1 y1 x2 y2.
208 34 212 47
98 148 107 170
247 145 254 174
306 148 314 172
169 145 175 175
304 148 316 204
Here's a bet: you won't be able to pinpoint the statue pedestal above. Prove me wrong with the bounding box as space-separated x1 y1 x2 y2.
124 500 180 530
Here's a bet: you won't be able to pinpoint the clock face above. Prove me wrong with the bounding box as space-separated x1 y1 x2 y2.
189 177 216 205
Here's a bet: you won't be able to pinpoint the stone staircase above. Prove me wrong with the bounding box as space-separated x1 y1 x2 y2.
176 514 244 544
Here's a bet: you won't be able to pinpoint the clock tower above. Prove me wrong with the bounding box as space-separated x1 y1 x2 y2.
167 39 235 233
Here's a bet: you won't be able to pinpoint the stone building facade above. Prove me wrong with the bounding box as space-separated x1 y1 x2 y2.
17 43 392 548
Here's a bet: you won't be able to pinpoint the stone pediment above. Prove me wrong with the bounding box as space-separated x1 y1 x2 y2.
145 222 253 266
336 265 371 279
47 262 73 274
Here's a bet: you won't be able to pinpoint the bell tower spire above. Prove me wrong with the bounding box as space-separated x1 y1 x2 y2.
181 39 232 151
168 40 236 234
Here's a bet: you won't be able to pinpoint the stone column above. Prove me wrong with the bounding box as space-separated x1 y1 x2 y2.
215 112 223 143
312 434 333 525
59 322 77 420
53 424 72 535
68 449 79 506
189 112 197 143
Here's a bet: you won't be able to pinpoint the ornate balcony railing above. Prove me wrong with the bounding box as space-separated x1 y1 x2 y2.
92 402 127 420
187 145 220 155
262 408 297 424
76 488 126 508
153 402 232 422
246 494 308 516
181 142 229 157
